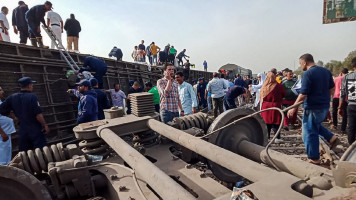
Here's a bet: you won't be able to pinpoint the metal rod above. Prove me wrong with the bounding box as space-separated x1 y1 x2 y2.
237 140 333 181
97 127 196 200
147 119 277 182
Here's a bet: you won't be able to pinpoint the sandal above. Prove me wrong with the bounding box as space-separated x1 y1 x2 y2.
307 159 321 165
329 136 341 150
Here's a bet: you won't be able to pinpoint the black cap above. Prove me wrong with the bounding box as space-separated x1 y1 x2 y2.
18 1 25 5
76 79 91 87
145 82 153 87
89 78 98 87
45 1 53 9
18 77 36 87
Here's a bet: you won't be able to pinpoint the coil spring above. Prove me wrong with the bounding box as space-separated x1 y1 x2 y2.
17 143 67 174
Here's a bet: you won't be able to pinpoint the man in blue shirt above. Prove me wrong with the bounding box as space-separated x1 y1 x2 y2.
203 60 207 72
79 56 107 89
287 54 338 164
208 73 227 117
0 77 49 151
197 78 207 109
25 1 52 48
234 74 248 88
68 79 98 124
224 85 248 110
12 1 29 44
175 72 197 115
90 78 110 120
108 46 123 61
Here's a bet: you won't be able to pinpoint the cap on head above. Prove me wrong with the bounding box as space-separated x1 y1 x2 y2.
145 82 153 87
89 78 98 87
44 1 53 10
76 79 91 87
18 77 36 87
129 80 134 86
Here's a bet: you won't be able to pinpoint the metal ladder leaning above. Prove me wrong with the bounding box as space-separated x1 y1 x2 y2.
42 25 80 71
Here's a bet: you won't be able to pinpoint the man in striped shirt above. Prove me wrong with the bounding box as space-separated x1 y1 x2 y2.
157 63 184 123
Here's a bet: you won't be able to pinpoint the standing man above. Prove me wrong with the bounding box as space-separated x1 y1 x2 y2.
157 64 184 123
12 1 29 44
177 49 190 67
339 57 356 144
64 13 81 52
205 79 213 112
0 6 10 42
208 72 227 117
282 70 298 130
150 42 161 66
90 78 110 120
175 72 197 115
168 45 177 64
287 54 338 164
332 68 348 132
145 82 160 113
224 85 248 110
68 79 98 124
138 40 146 62
197 78 207 109
79 56 107 89
146 43 152 64
47 10 63 49
0 86 15 165
183 60 191 82
131 46 138 61
25 1 52 48
203 60 208 72
107 83 126 108
108 46 123 61
0 77 49 151
127 82 143 114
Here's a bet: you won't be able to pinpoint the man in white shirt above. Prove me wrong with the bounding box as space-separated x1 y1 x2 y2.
175 71 197 115
47 10 63 49
0 7 10 42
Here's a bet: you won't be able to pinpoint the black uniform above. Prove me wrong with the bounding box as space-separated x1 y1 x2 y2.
25 5 47 38
94 89 111 120
0 91 47 151
12 4 29 44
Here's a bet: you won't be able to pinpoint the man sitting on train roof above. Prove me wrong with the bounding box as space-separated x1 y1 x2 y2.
76 56 107 89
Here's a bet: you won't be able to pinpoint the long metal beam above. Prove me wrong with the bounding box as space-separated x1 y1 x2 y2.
147 119 277 182
97 127 196 200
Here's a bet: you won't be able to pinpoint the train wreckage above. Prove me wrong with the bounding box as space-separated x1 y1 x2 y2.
0 41 356 200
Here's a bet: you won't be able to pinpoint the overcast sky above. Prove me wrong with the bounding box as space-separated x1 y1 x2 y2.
2 0 356 74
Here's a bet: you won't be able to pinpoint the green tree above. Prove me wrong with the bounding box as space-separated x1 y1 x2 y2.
343 50 356 70
325 60 343 76
316 60 324 67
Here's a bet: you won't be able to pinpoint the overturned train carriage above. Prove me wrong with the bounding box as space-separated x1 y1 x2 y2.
1 41 356 200
0 41 213 152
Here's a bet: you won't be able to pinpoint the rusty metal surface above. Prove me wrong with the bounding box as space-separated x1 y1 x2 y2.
0 165 52 200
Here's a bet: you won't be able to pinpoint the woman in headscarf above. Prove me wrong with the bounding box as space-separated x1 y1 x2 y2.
251 72 266 109
260 72 286 142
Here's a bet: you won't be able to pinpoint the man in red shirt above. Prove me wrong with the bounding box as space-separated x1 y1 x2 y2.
332 68 348 132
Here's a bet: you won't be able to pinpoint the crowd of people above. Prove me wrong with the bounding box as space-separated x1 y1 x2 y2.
1 2 356 168
1 2 210 72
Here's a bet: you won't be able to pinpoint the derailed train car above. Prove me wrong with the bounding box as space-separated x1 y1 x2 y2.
0 41 213 152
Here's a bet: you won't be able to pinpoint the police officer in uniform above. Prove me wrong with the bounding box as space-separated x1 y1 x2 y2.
0 77 49 151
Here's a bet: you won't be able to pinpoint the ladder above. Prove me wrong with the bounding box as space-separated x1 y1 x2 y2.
42 25 80 71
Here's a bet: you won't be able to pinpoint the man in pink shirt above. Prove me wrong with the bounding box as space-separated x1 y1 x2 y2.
332 68 348 131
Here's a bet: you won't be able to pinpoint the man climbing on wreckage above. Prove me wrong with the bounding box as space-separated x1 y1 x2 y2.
76 56 107 89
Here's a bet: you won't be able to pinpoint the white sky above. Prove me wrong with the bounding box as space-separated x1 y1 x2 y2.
2 0 356 74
